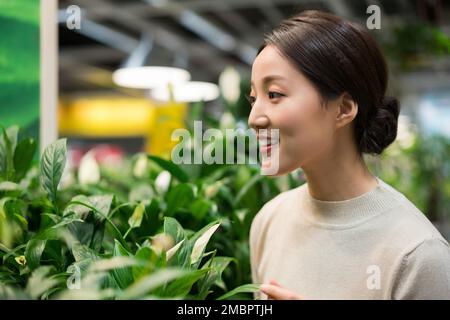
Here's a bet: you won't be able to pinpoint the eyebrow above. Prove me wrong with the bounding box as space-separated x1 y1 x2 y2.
250 75 287 89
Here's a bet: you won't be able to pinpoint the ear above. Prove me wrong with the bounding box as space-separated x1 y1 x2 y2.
335 92 358 129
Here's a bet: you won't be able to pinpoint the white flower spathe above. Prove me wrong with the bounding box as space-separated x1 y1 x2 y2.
133 154 148 178
155 170 171 194
78 151 100 185
219 112 236 131
219 66 241 105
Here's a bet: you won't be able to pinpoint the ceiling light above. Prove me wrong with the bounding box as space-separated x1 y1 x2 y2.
150 81 220 102
113 66 191 89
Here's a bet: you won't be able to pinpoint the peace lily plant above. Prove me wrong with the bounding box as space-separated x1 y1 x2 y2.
0 125 260 300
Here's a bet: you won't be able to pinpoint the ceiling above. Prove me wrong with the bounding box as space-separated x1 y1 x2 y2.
58 0 450 96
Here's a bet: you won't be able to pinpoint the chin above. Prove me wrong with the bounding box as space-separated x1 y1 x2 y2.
259 146 300 176
259 160 296 176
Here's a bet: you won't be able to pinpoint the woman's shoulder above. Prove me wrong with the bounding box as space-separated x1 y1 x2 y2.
375 178 449 249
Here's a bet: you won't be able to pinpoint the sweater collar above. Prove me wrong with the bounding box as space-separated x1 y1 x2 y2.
299 176 398 227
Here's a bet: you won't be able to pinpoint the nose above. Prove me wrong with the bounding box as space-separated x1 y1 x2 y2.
248 105 270 131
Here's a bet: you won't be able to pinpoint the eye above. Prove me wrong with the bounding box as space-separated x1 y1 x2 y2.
245 92 284 106
268 91 284 99
245 94 256 106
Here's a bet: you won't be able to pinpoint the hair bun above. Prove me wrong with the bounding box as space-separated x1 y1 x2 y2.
359 96 400 155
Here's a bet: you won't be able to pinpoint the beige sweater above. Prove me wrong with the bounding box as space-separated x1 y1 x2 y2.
250 176 450 299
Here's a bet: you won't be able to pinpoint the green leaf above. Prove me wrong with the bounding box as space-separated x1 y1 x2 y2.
162 268 210 297
234 173 263 206
217 283 260 300
0 215 14 252
118 268 187 299
166 239 185 261
170 238 192 268
50 217 85 229
148 155 189 183
90 226 105 252
2 243 26 262
65 194 113 221
0 126 18 181
41 240 63 266
89 256 142 272
190 222 221 266
40 213 61 230
217 185 234 207
0 243 11 254
0 198 24 223
166 183 196 215
129 183 153 203
13 213 28 229
25 239 46 270
111 240 133 289
88 195 113 220
198 256 235 299
34 227 60 241
63 195 91 217
190 198 213 220
40 138 67 204
132 246 155 280
163 217 186 244
114 239 131 256
13 137 37 182
138 198 161 236
67 199 129 251
165 220 221 269
67 221 94 247
72 243 99 262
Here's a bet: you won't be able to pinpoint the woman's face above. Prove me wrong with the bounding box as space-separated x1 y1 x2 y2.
248 45 339 175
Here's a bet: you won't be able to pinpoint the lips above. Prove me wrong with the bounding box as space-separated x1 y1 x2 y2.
257 135 279 145
258 136 279 156
259 144 271 154
259 142 278 154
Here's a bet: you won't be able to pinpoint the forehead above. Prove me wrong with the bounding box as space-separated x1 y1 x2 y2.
251 45 297 84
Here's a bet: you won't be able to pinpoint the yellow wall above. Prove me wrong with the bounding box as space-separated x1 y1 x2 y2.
59 97 187 157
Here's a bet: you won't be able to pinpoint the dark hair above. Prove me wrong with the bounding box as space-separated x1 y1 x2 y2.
259 10 400 155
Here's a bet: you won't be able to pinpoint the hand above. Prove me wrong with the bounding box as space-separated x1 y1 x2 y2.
260 279 306 300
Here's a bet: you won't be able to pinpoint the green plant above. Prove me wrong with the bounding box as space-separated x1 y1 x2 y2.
0 126 262 299
382 22 450 70
367 131 450 223
93 146 301 297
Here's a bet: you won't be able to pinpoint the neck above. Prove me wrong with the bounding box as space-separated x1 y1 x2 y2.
301 144 378 201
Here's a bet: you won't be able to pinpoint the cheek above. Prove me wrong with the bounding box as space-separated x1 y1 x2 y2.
275 101 334 154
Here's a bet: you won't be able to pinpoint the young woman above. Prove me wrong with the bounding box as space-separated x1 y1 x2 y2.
248 10 450 299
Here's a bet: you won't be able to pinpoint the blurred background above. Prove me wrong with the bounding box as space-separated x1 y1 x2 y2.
1 0 450 236
57 0 450 232
0 0 449 298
